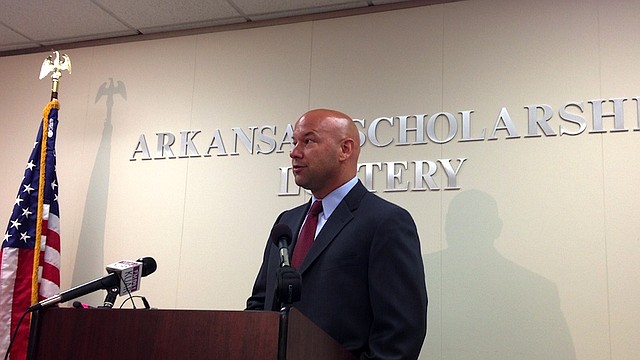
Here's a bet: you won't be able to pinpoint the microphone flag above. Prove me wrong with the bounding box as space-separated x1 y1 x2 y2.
106 260 143 295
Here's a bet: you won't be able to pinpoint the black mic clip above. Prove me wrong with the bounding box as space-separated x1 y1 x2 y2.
274 266 301 310
99 285 120 308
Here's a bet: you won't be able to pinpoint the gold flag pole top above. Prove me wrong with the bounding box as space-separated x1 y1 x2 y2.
39 51 72 100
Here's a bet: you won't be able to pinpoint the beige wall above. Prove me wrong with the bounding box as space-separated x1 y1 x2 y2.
1 0 638 358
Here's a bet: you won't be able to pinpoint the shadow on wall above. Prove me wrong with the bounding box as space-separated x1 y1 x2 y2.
421 190 576 359
70 79 125 307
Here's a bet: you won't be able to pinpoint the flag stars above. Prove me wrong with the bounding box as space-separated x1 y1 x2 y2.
26 161 36 171
14 197 24 206
10 219 21 229
21 207 32 218
3 232 10 242
51 180 57 191
22 184 35 194
20 232 30 242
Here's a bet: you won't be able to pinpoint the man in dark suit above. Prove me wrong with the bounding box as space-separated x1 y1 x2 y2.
246 109 427 359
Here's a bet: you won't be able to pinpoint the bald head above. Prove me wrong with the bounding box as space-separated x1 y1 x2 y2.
298 109 360 156
290 109 360 198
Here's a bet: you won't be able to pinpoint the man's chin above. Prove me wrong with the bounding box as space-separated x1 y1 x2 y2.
293 177 311 191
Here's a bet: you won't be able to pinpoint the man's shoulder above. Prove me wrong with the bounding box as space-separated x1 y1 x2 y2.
345 186 414 223
277 202 308 221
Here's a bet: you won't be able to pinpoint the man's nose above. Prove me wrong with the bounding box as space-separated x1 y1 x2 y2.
290 144 301 158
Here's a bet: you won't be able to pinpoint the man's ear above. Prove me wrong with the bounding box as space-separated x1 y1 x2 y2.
339 138 355 161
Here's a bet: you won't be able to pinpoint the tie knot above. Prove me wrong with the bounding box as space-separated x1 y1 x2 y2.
309 200 323 216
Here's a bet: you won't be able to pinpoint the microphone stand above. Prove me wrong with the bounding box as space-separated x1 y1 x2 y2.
26 310 40 360
275 266 300 360
100 286 119 308
277 306 290 360
275 267 300 360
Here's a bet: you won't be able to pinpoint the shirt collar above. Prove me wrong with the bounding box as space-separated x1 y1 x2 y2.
312 176 358 221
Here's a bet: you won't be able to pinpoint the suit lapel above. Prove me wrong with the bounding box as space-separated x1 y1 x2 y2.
297 182 368 273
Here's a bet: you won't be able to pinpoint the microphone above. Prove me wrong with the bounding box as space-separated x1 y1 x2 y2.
72 301 94 309
28 256 157 312
270 223 293 268
269 224 301 309
102 257 157 308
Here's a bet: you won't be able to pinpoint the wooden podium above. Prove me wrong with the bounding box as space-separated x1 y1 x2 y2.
28 307 356 360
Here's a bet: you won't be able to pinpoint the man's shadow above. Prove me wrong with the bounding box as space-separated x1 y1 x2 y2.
422 190 576 359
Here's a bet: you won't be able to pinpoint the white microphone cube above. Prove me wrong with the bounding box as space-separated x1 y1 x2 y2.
106 260 143 296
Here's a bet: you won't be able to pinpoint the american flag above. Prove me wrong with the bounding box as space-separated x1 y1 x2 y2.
0 100 61 360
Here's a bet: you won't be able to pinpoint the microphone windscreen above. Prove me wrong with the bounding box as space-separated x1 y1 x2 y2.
72 301 92 309
270 223 293 246
137 257 157 277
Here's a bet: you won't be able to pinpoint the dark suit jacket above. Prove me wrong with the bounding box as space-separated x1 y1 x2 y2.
247 181 427 360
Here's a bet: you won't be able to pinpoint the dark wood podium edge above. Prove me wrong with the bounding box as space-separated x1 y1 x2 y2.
28 307 356 360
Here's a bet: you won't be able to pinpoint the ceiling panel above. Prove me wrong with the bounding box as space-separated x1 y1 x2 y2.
93 0 245 33
0 0 455 56
0 23 36 51
0 1 134 44
233 0 368 16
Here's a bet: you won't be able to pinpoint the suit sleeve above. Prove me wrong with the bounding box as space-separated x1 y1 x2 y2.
363 206 427 360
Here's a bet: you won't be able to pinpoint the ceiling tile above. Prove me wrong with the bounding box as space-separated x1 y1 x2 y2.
0 0 432 56
232 0 366 15
0 24 38 52
93 0 243 30
0 1 133 43
247 2 370 21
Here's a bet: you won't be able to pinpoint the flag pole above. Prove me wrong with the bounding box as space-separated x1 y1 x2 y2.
25 51 71 360
32 51 70 305
32 51 69 302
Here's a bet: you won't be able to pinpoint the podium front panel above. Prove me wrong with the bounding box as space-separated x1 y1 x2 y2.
31 308 279 360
